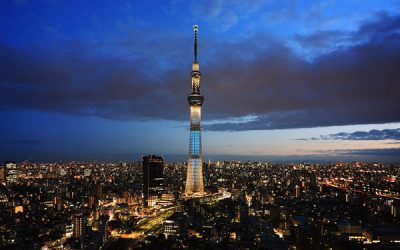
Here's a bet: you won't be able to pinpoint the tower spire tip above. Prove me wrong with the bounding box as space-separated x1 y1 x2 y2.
193 25 198 62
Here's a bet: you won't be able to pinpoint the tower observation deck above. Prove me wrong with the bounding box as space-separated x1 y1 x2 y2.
185 25 204 195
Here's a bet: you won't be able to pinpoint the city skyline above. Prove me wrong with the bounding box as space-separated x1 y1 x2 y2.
1 1 400 162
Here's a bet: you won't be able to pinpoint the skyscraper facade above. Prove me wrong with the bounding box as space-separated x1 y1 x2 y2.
0 167 5 184
73 213 84 238
5 161 17 185
185 25 204 195
142 155 164 207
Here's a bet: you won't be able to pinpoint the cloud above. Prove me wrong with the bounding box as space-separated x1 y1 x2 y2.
190 0 266 31
299 128 400 141
204 13 400 130
358 11 400 39
0 12 400 130
293 11 400 58
0 38 190 121
318 148 400 156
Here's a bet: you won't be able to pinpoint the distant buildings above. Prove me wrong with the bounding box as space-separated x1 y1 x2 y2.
142 155 164 207
0 160 399 249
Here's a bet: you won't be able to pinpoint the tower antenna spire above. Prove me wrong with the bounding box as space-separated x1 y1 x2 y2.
193 25 198 62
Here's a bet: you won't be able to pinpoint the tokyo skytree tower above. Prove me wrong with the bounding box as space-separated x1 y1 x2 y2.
185 25 204 195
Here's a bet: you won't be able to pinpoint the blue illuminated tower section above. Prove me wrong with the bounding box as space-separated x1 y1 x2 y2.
185 25 204 195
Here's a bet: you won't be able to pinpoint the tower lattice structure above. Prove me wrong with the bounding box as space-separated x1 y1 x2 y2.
185 25 204 195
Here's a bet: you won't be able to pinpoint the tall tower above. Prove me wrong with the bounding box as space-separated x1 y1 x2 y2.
185 25 204 195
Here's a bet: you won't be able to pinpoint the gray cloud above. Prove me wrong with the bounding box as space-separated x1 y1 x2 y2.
1 12 400 130
190 0 265 31
318 148 400 157
204 13 400 130
300 128 400 141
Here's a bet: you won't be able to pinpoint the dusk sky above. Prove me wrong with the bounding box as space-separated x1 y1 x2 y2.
1 0 400 162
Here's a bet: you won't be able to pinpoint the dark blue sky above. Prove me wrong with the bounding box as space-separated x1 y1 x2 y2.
1 0 400 162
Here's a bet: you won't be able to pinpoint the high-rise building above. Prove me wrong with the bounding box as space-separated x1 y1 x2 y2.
185 25 204 195
0 167 5 184
142 155 164 207
88 195 95 209
5 161 17 185
310 171 317 189
73 213 84 238
345 190 351 203
54 196 62 210
295 185 300 198
95 183 103 201
392 203 398 218
99 215 109 244
163 212 188 239
83 169 91 177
